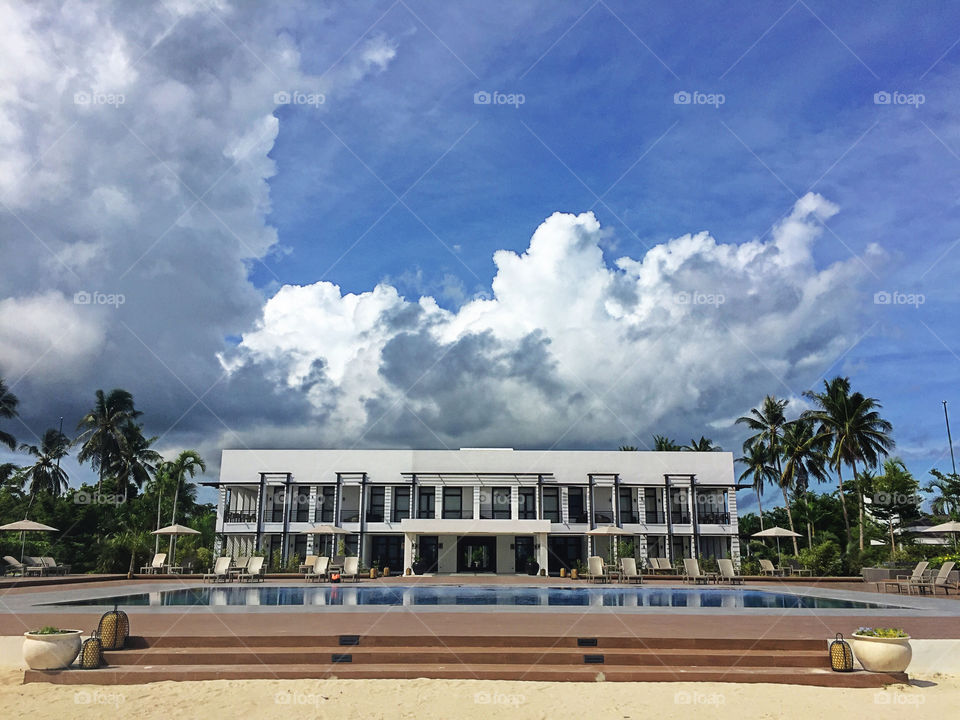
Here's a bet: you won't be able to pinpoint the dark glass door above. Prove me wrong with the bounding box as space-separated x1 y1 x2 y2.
514 536 535 573
370 535 403 570
457 536 497 572
548 536 583 575
418 535 439 572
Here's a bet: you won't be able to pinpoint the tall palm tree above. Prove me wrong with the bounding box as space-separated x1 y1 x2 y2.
804 377 893 551
652 435 681 451
110 424 161 502
618 445 638 451
683 436 722 452
166 450 206 560
19 428 70 497
76 389 142 493
926 469 960 519
780 418 829 548
736 396 797 552
0 378 19 451
736 442 777 531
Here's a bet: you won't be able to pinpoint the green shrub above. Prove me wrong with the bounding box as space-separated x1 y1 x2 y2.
798 541 843 576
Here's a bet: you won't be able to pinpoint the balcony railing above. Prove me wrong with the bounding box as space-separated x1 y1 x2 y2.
619 511 639 524
670 511 691 524
697 511 730 524
224 510 256 523
568 512 588 523
593 510 615 524
644 510 666 524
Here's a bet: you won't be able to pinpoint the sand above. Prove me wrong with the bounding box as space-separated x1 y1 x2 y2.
2 669 956 719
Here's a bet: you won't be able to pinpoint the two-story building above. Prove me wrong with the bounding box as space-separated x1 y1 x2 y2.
209 448 740 574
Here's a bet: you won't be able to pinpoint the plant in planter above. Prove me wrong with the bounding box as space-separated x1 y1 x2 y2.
23 627 83 670
851 627 912 672
525 555 539 576
412 555 425 575
471 547 484 570
370 560 379 579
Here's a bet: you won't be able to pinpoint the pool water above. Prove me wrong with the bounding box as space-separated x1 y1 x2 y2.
51 585 900 609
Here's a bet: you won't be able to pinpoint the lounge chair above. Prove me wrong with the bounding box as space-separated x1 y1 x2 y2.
877 561 929 593
910 561 956 595
306 556 330 582
3 556 44 577
717 558 744 585
24 556 49 576
41 556 70 575
140 553 167 574
759 559 787 577
298 555 318 574
620 557 643 584
653 557 677 574
786 558 812 576
586 556 607 583
341 556 359 582
237 556 265 583
203 556 233 583
683 558 709 585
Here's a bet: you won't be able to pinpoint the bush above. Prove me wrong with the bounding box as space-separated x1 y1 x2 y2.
739 558 761 575
194 547 212 571
798 541 843 576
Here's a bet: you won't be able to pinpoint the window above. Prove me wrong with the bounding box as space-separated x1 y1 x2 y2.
269 487 285 522
618 487 638 524
670 488 690 524
367 486 385 522
644 488 665 523
418 489 435 519
542 487 560 522
317 486 335 522
291 487 310 523
518 488 536 519
393 487 411 522
567 487 586 523
492 487 511 519
442 488 462 519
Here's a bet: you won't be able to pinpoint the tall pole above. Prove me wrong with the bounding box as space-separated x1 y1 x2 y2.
944 401 957 476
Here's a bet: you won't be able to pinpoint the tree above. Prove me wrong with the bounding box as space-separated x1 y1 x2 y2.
110 424 161 503
683 436 722 452
618 445 638 451
737 396 798 552
652 435 681 451
926 469 960 519
166 450 206 559
0 377 19 451
76 389 142 493
869 458 920 560
736 442 777 531
19 428 70 497
780 418 829 548
803 377 893 552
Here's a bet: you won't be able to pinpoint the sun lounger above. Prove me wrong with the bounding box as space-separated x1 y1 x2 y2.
909 561 956 595
683 558 709 585
299 555 318 574
140 553 167 574
877 561 929 593
24 556 50 576
620 557 643 584
306 556 330 582
653 557 677 574
341 557 359 582
717 558 744 585
786 558 812 576
203 556 232 583
759 559 787 577
3 555 44 577
586 556 607 583
41 556 70 575
237 556 265 582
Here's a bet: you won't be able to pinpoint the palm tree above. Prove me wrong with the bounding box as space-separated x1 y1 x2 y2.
683 436 722 452
619 445 638 451
18 428 70 497
780 418 829 548
736 442 777 531
76 389 142 493
0 377 19 451
926 469 960 519
166 450 206 560
736 396 798 552
804 377 894 551
652 435 681 451
110 424 161 502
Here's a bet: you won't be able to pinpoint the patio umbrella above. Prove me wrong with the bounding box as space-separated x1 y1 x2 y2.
152 524 201 567
0 520 59 563
751 526 801 564
586 526 632 564
921 520 960 551
301 524 354 557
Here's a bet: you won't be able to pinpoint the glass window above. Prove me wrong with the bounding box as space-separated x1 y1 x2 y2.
542 487 560 522
492 487 511 519
518 488 536 519
568 487 586 523
292 487 310 522
393 487 410 522
618 487 638 524
442 488 462 519
644 488 664 523
368 486 385 522
317 486 336 522
670 488 690 524
418 489 435 519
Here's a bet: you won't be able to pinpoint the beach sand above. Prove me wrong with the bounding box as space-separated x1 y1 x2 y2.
2 669 956 719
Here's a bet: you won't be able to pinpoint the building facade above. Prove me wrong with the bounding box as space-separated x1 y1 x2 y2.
210 448 740 574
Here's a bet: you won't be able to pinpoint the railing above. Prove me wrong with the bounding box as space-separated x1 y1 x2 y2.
568 512 588 523
619 511 639 524
224 510 256 523
670 511 691 524
593 511 615 524
644 510 666 524
697 511 730 524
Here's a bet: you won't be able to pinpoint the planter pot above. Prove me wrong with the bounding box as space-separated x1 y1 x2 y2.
526 563 539 576
382 568 390 578
412 562 425 575
369 568 378 579
404 568 412 576
851 634 912 672
571 569 579 580
23 630 83 670
559 568 567 578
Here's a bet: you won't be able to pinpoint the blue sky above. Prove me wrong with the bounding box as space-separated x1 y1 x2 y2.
2 1 959 511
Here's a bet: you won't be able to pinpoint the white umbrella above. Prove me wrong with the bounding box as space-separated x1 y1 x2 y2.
751 526 801 563
922 520 960 550
301 524 354 558
151 524 200 536
0 519 59 563
585 525 631 535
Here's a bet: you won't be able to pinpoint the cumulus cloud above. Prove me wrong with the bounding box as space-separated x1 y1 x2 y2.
223 193 885 450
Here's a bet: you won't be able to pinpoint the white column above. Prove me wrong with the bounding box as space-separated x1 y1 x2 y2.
511 486 520 520
403 532 415 573
561 487 569 523
472 484 481 520
536 533 548 574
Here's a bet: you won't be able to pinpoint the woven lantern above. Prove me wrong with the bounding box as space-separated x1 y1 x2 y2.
830 633 853 672
97 603 129 650
78 634 104 669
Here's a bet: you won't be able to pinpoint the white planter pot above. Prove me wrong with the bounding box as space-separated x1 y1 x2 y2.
851 634 912 672
23 629 83 670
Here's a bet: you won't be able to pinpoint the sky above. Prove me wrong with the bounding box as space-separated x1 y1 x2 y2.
1 0 959 512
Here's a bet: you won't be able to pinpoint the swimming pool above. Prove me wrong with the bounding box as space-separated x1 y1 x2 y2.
51 585 901 609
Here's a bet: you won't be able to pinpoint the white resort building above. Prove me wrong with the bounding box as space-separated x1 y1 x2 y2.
210 448 740 574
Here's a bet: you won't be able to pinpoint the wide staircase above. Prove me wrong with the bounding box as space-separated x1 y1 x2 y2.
24 634 906 687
